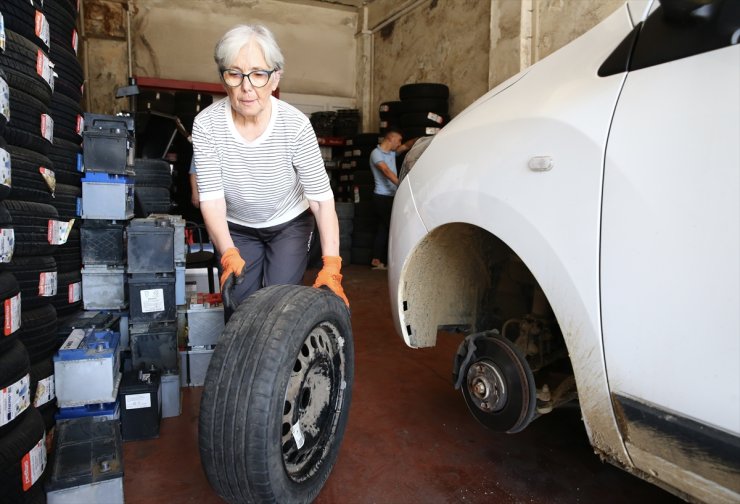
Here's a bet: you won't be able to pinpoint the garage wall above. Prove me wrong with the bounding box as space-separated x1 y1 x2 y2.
82 0 358 114
363 0 624 131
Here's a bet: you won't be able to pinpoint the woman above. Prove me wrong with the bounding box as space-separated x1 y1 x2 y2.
192 24 348 319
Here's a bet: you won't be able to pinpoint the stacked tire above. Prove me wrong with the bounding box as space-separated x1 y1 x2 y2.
398 83 449 140
133 158 173 217
344 133 379 266
1 5 85 491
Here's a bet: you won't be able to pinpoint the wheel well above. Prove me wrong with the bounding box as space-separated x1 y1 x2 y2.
400 222 553 346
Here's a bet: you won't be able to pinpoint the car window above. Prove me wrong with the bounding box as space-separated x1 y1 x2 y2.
599 0 739 76
631 0 740 70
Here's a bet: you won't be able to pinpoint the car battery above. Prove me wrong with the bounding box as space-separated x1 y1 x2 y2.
82 265 127 310
129 273 176 323
56 401 120 422
186 295 224 347
81 172 135 220
127 217 174 273
82 113 135 174
81 220 127 265
148 213 186 262
119 369 161 441
54 329 121 408
130 321 178 372
46 418 124 504
179 347 214 387
161 372 181 418
56 310 121 348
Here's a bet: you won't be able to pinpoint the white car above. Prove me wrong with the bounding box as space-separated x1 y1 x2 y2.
388 0 739 502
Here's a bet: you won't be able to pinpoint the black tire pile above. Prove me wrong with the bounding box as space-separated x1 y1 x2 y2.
135 90 213 222
379 82 450 139
0 1 83 500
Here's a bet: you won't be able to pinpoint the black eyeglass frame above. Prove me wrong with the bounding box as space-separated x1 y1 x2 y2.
220 68 278 88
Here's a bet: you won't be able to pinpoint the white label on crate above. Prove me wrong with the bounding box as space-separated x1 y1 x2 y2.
125 393 152 410
40 113 54 143
61 328 85 350
71 28 79 54
427 112 444 124
0 373 30 428
39 167 55 195
291 421 305 449
4 292 20 335
0 13 5 52
35 11 50 49
33 375 55 407
36 50 54 91
0 78 9 122
21 438 46 491
75 114 84 134
141 289 165 313
0 228 14 264
47 219 73 245
38 271 57 296
68 281 81 303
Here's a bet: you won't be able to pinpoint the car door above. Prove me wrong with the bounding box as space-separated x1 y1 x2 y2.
600 0 740 498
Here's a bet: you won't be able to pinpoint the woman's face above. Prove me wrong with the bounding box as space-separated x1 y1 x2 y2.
224 39 280 122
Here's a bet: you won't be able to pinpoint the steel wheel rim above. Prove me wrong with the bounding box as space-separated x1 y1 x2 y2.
281 321 347 482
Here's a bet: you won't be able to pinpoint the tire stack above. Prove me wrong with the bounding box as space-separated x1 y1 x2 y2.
0 0 82 502
333 109 360 138
335 202 354 265
133 158 173 217
378 101 403 134
310 110 336 137
345 133 380 266
398 83 449 140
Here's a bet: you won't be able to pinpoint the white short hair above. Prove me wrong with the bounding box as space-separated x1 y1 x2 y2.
214 24 285 71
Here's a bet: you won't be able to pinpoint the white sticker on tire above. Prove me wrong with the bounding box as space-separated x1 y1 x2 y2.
0 373 31 427
426 112 444 124
34 11 50 49
0 228 14 263
40 114 54 142
40 167 56 194
33 375 55 407
0 14 5 52
68 281 81 303
39 271 57 296
0 78 9 122
36 50 54 91
4 292 20 335
72 29 79 54
140 288 165 313
48 219 73 245
291 421 305 449
21 437 46 491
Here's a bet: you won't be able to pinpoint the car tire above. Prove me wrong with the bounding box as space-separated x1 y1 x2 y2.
199 285 353 504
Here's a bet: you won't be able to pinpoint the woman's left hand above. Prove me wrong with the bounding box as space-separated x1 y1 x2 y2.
314 256 349 307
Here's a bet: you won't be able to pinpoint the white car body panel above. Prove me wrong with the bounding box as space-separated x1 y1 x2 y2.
388 0 739 500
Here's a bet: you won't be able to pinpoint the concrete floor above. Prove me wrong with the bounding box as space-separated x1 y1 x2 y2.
123 265 682 504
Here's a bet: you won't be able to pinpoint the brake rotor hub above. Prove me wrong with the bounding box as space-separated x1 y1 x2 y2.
466 360 507 413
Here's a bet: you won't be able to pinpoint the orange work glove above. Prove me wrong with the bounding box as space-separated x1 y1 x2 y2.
313 256 349 307
219 247 246 291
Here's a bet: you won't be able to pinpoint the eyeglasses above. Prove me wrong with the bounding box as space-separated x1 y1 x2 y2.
221 68 277 88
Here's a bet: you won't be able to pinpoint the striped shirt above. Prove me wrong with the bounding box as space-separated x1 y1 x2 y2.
192 96 333 228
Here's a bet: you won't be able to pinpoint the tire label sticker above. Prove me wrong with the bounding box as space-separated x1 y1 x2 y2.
141 289 165 313
36 50 54 91
0 14 5 52
39 271 57 297
0 78 8 122
1 373 30 428
76 115 84 134
380 120 388 128
40 114 54 143
35 11 50 49
4 292 20 335
379 104 390 112
125 392 152 410
426 112 444 124
72 28 79 54
33 375 55 407
291 421 305 449
48 219 74 245
68 281 81 303
0 228 13 264
21 438 46 491
424 127 441 135
352 149 362 157
40 167 56 195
